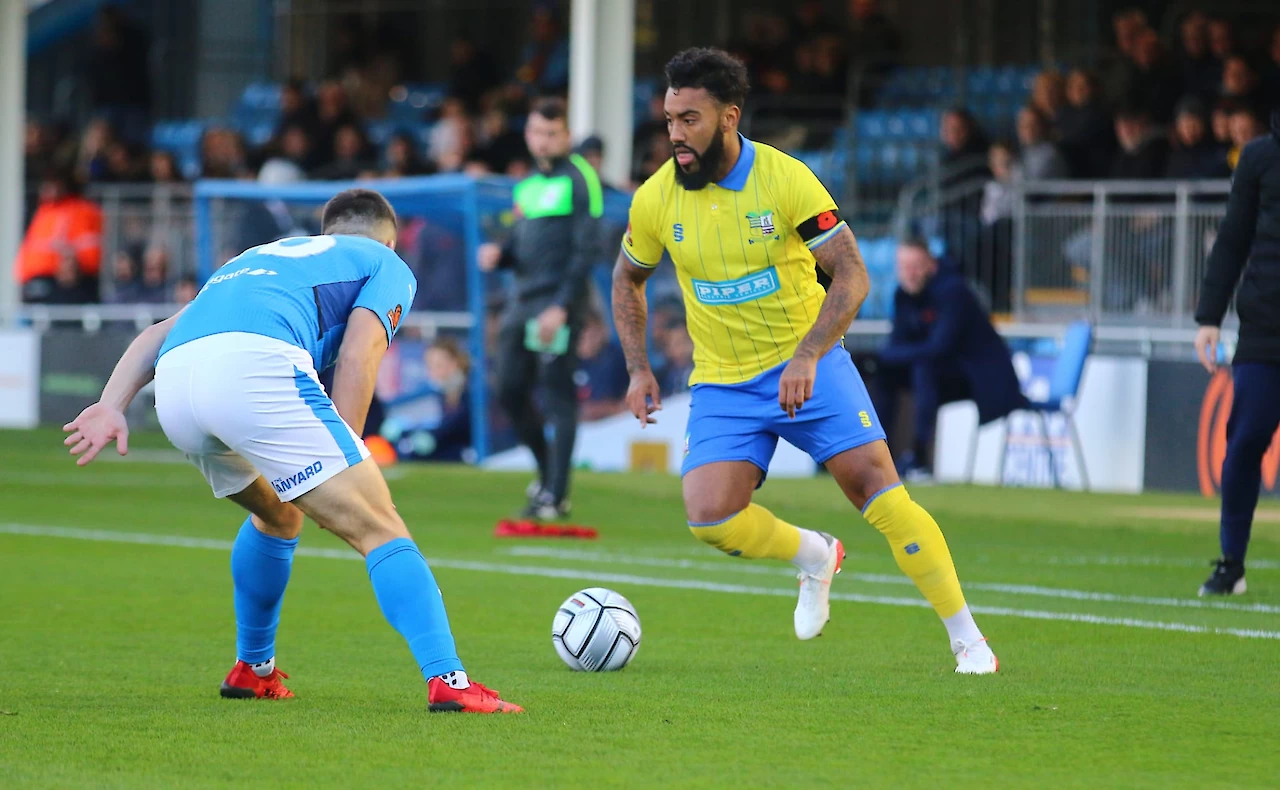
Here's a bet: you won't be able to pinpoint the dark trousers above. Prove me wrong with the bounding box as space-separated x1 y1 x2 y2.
496 320 580 502
875 358 972 467
1219 362 1280 562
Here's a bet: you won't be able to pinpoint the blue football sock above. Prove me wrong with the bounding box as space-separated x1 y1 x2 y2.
231 517 298 664
366 538 463 679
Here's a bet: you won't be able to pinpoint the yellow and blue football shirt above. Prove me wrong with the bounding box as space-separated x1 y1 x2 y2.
622 134 848 386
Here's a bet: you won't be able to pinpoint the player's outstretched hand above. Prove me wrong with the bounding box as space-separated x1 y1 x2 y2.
779 355 817 419
626 369 663 428
1195 325 1220 374
63 402 130 466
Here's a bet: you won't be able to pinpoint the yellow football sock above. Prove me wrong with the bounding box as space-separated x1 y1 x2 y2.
863 485 967 619
689 503 802 561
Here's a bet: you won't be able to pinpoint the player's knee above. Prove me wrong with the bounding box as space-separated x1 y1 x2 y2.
322 506 408 553
683 490 750 527
254 505 304 540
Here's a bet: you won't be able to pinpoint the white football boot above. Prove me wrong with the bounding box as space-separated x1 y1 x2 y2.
953 638 999 674
794 532 844 640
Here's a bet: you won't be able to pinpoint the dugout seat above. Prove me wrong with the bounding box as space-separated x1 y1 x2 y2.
969 320 1093 489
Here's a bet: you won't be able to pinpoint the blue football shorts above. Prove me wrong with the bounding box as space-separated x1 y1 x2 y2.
681 345 887 481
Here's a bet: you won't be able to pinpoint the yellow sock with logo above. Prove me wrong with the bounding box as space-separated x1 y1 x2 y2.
862 485 967 619
689 503 802 562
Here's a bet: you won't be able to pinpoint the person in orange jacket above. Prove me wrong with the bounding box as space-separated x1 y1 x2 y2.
15 168 103 303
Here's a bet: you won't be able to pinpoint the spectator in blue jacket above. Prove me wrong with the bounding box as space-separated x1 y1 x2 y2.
876 239 1024 478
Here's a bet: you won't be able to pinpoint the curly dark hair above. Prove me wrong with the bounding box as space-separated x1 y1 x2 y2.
663 47 750 107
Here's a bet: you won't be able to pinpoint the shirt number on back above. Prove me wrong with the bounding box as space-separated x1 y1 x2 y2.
257 236 337 258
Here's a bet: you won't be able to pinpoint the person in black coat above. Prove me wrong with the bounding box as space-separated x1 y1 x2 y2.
875 240 1025 478
1193 109 1280 597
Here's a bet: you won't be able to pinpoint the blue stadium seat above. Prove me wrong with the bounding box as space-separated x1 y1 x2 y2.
366 120 397 146
878 143 901 171
903 109 936 140
854 142 875 172
993 66 1023 96
885 111 910 139
855 111 887 139
633 77 660 116
151 120 206 177
246 122 274 148
899 144 921 174
967 67 997 97
1018 66 1040 94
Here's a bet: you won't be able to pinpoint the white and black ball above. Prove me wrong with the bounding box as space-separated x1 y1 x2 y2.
551 587 642 671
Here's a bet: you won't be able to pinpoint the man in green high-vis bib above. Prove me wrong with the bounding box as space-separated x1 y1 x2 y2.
479 97 605 520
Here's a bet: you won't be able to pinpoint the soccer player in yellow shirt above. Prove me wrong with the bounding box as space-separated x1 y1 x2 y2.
612 48 998 673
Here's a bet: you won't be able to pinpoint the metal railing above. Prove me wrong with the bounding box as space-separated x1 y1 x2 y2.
13 303 475 337
1011 180 1230 326
894 175 1232 325
87 183 197 303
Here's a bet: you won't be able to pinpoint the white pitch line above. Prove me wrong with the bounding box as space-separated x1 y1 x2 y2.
3 523 1280 641
1046 555 1280 571
500 546 1280 615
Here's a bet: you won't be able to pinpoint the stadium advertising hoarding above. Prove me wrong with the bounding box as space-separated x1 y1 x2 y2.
1143 361 1280 497
0 328 39 428
481 390 819 478
38 327 136 427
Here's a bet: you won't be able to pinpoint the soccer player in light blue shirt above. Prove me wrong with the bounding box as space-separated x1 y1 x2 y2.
63 189 522 713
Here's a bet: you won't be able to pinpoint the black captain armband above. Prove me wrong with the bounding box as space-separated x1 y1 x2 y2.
797 210 845 248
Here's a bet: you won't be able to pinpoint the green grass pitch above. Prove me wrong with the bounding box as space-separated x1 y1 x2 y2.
2 427 1278 788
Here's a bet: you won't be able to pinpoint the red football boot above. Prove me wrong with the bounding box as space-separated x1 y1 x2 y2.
427 677 523 713
219 660 295 699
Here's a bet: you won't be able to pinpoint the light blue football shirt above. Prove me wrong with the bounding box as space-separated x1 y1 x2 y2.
159 235 416 371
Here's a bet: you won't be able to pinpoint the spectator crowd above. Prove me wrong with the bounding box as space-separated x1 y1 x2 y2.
943 9 1280 195
14 2 1280 422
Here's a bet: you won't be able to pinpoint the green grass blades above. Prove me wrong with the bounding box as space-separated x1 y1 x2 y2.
2 428 1279 788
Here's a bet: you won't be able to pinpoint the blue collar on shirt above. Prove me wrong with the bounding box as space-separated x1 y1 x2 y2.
715 134 756 191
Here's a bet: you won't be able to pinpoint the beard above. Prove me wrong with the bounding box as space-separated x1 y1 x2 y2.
671 132 727 190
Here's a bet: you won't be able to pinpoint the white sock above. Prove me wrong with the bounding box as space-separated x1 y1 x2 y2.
791 529 832 576
436 670 470 689
942 605 985 649
249 657 275 678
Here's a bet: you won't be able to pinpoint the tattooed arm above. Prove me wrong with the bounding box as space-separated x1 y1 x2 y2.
778 226 869 417
611 251 663 426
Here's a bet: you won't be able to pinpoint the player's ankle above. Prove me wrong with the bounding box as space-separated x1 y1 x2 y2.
247 657 276 678
434 670 470 690
942 605 984 646
792 528 832 575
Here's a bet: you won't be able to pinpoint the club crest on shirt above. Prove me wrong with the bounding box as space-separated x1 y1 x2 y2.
745 210 779 244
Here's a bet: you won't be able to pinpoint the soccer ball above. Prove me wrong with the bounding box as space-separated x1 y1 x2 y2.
552 587 642 671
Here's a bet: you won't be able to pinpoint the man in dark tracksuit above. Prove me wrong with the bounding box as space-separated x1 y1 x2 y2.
1193 109 1280 596
875 240 1024 479
479 98 604 519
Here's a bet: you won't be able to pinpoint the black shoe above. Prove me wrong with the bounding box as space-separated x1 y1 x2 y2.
1198 557 1247 597
521 491 570 521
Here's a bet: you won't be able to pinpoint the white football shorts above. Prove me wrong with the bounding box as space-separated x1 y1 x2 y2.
154 332 370 501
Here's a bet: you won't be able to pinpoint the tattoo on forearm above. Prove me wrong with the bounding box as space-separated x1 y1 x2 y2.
794 227 869 361
611 255 653 373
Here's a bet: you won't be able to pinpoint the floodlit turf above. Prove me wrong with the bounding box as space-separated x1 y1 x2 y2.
2 427 1279 788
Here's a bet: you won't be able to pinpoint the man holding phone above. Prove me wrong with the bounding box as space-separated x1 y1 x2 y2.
479 97 604 519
